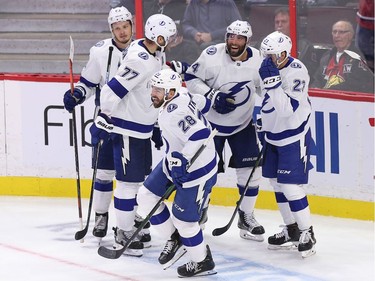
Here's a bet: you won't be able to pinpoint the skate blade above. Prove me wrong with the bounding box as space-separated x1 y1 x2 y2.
178 270 217 278
123 248 143 257
142 241 152 248
301 245 316 258
112 243 144 257
240 230 264 242
162 247 187 270
268 243 298 251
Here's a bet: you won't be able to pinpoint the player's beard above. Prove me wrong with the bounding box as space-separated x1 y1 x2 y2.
227 43 246 58
151 96 164 108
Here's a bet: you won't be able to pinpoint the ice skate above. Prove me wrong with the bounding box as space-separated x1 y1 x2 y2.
268 222 300 250
159 230 187 270
298 226 316 258
134 214 152 248
177 245 216 278
237 209 265 242
92 212 108 244
113 227 144 257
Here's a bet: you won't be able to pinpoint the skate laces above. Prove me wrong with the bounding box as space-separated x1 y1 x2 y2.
274 225 289 239
95 215 106 230
299 229 311 244
185 261 199 272
244 212 260 227
162 240 177 254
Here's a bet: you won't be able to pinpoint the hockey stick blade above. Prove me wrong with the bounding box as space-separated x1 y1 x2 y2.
211 147 264 237
75 226 89 240
98 129 218 259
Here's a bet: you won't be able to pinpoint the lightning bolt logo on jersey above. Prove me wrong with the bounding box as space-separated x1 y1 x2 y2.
185 43 262 136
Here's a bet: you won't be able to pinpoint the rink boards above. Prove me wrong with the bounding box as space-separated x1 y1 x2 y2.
0 74 374 220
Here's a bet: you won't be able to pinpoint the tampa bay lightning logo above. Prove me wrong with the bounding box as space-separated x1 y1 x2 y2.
290 62 302 68
219 81 252 107
278 37 284 43
159 20 166 26
206 46 217 55
138 52 149 60
95 40 105 47
167 103 178 112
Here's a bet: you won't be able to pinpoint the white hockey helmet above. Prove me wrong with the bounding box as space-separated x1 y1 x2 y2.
226 20 253 44
144 14 177 49
108 6 132 31
260 31 292 58
150 68 182 98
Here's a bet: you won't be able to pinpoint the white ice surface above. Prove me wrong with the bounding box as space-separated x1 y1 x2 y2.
0 196 374 281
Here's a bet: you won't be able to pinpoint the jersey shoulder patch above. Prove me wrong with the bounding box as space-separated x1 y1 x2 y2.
167 103 178 113
138 52 149 60
94 40 105 48
206 46 217 56
290 61 302 69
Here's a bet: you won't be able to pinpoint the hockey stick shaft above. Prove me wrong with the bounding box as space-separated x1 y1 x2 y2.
212 146 264 236
75 141 102 240
75 46 114 241
98 128 218 259
69 36 84 242
94 46 114 119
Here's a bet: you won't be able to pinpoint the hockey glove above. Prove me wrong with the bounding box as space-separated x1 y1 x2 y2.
259 57 282 90
167 60 190 75
170 151 189 187
63 87 85 113
151 126 163 150
90 113 114 146
213 91 236 114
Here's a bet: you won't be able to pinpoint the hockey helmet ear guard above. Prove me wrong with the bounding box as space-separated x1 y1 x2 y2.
150 69 182 99
144 14 177 49
108 6 132 31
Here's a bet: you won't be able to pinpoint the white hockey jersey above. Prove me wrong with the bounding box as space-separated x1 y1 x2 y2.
100 39 165 139
76 38 125 100
159 88 217 188
260 58 311 147
185 43 262 136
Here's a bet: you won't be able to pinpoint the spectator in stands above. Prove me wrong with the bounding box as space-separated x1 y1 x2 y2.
143 0 190 62
110 0 135 11
181 0 242 63
355 0 374 72
273 7 318 75
311 20 374 93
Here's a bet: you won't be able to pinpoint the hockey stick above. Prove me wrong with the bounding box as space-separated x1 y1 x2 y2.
93 46 114 119
69 36 84 243
212 146 264 236
74 46 114 241
98 128 218 259
75 141 102 240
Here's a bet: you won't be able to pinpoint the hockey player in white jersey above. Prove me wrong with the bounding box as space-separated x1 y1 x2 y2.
184 20 265 241
63 6 137 240
89 14 177 257
137 68 217 277
258 31 316 258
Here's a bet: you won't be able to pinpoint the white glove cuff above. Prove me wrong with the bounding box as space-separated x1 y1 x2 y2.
263 75 281 89
94 115 114 133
